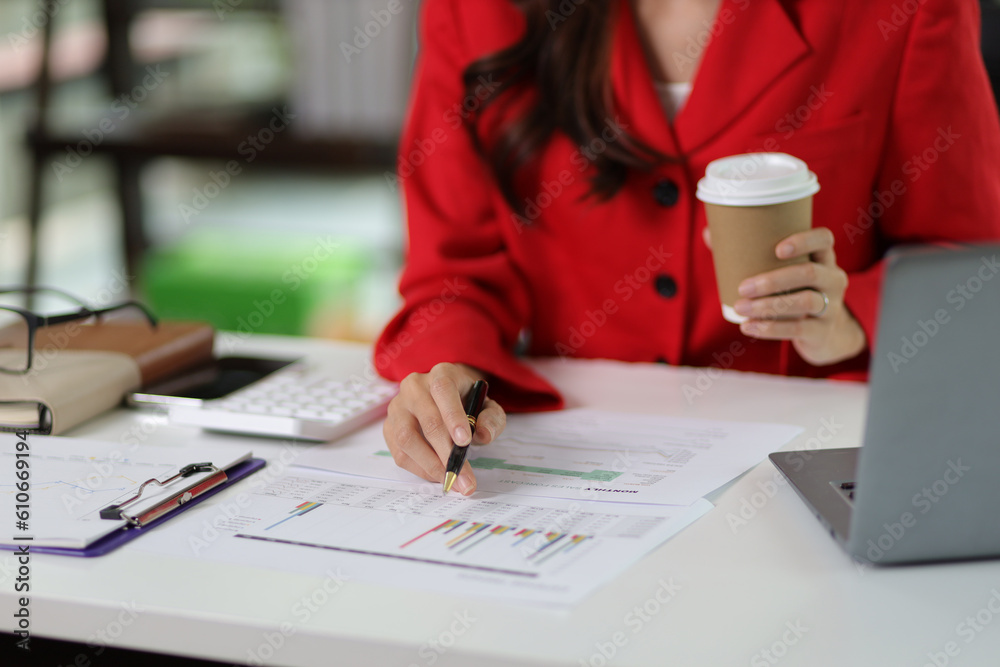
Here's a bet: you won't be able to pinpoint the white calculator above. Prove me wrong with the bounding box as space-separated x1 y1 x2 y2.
167 362 398 442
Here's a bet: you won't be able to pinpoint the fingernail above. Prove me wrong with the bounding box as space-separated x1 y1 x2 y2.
741 322 758 336
738 280 757 298
453 426 469 445
777 243 795 258
455 475 474 495
734 300 752 316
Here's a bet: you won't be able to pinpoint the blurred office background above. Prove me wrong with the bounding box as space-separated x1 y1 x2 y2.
0 0 416 342
0 1 997 345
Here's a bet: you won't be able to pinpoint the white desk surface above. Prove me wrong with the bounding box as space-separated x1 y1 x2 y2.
3 336 999 667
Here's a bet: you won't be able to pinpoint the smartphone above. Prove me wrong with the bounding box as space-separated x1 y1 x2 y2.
127 356 296 410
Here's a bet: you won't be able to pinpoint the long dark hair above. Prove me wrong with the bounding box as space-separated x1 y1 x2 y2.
462 0 666 218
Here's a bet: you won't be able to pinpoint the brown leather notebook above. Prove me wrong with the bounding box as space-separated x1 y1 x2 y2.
33 321 214 386
0 321 214 434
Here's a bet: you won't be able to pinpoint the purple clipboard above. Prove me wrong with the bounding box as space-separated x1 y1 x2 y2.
3 458 266 558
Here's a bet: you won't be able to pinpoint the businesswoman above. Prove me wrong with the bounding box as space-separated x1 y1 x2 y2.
375 0 1000 493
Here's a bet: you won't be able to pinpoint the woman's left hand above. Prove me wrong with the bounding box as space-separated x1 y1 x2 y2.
732 227 867 366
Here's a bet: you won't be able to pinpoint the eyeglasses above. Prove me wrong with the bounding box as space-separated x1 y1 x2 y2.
0 286 158 374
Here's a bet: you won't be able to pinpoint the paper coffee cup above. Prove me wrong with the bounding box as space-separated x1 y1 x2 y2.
696 153 820 323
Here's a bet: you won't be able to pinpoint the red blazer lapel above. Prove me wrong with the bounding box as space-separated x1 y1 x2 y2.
611 0 810 159
611 0 680 159
676 0 810 154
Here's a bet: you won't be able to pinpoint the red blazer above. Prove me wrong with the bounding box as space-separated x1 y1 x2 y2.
375 0 1000 411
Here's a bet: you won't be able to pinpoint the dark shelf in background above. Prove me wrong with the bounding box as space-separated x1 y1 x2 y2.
29 106 398 170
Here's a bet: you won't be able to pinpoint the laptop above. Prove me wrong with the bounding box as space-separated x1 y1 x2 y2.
770 244 1000 564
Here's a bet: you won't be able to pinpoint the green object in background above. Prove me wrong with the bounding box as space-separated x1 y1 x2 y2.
140 230 369 337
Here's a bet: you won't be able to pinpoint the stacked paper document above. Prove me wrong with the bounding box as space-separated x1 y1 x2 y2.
133 410 801 605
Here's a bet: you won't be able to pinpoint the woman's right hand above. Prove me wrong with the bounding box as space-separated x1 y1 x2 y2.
383 362 506 495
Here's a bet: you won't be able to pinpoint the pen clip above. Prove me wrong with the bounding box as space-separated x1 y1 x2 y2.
463 380 488 439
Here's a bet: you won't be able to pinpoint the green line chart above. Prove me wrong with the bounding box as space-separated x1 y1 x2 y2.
374 450 623 482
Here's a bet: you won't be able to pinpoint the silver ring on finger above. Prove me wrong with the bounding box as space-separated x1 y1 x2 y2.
811 289 830 318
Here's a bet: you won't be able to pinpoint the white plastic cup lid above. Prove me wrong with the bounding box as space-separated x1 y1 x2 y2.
696 153 819 206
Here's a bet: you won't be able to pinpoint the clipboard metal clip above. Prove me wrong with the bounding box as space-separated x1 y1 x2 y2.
100 462 228 528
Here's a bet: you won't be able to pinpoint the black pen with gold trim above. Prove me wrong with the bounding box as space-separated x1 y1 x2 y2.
442 379 488 495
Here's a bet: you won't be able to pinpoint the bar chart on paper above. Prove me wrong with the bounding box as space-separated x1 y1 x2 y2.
240 483 608 577
264 501 323 530
248 507 596 577
230 472 712 602
399 519 591 567
392 518 594 576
